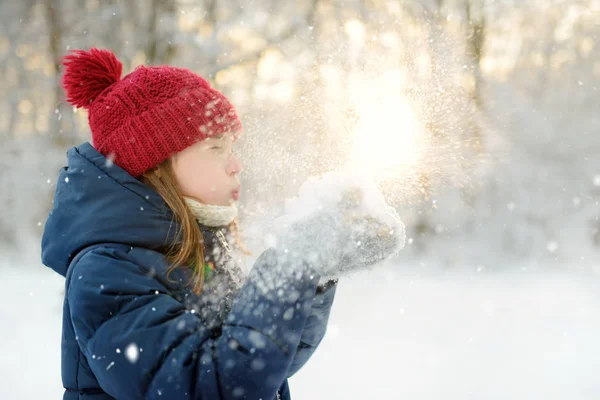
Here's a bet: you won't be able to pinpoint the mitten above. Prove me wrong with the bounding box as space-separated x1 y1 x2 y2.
274 184 405 281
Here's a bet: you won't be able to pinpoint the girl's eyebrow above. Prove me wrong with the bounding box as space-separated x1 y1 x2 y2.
202 131 235 148
203 135 233 148
203 135 224 144
205 133 231 143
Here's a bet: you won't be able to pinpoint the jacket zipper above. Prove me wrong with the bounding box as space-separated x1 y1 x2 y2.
276 390 281 400
215 229 232 252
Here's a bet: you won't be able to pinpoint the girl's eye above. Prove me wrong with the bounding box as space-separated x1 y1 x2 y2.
210 146 222 151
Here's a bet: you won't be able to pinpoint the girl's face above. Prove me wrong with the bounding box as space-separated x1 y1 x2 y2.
171 132 242 206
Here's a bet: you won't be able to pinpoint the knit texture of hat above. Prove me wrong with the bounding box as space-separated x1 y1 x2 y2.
61 48 242 177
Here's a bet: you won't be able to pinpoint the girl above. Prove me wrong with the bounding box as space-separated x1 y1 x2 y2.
41 48 403 400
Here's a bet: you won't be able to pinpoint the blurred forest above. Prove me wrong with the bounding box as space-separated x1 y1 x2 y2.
1 0 599 269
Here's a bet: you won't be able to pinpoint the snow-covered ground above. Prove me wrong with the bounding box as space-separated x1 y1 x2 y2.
0 266 64 399
2 261 599 399
293 264 600 399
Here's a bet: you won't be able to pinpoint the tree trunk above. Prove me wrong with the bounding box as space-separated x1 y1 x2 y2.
45 0 74 146
466 0 485 109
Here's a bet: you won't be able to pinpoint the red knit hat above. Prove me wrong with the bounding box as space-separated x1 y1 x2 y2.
61 48 242 177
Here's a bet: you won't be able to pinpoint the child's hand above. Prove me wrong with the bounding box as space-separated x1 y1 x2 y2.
274 185 405 280
326 188 405 279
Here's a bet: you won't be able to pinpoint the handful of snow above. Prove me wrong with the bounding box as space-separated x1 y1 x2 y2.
270 168 406 279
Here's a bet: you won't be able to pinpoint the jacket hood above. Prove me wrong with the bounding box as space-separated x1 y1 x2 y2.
41 142 177 277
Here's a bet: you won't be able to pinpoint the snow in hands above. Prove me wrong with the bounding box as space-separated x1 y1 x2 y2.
266 167 406 282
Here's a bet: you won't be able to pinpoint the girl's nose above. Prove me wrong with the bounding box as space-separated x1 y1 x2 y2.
227 155 243 175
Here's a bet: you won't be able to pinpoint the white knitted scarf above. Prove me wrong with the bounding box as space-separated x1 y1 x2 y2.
184 197 238 227
184 197 247 288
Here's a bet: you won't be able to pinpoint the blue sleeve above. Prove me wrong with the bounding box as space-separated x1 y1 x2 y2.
287 283 337 377
67 246 320 400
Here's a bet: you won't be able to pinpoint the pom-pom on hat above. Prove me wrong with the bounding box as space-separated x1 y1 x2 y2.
62 48 242 177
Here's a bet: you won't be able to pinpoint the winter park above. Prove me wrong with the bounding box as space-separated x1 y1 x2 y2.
1 0 600 399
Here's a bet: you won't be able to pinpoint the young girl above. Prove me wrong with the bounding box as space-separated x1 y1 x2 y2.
41 48 403 400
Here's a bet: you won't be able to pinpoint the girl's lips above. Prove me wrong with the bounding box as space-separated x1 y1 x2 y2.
231 190 240 200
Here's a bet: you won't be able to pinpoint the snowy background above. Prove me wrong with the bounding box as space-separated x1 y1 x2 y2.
1 0 599 398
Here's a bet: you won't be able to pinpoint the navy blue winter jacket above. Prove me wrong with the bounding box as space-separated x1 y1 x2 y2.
41 142 337 399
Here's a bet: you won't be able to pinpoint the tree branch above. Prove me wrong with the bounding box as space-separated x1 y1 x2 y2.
207 0 320 77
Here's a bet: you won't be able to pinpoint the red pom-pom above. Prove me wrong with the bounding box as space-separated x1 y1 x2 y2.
61 48 122 109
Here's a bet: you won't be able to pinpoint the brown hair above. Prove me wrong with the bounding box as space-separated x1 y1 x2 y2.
141 158 249 295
